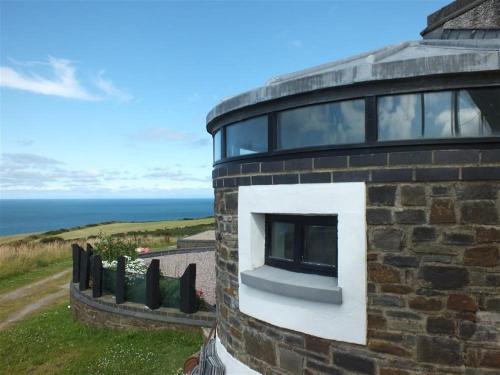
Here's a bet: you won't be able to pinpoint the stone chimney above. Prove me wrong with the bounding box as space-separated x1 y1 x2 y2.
421 0 500 39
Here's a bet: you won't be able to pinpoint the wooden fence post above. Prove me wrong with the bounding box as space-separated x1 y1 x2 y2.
180 263 196 314
86 243 94 281
71 244 81 283
92 255 103 298
79 246 90 291
115 256 126 304
146 259 161 310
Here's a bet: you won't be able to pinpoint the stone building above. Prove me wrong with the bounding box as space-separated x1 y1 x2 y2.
207 0 500 373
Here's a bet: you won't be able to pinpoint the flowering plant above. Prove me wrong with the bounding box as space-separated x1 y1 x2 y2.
93 232 138 262
102 256 148 280
135 247 151 254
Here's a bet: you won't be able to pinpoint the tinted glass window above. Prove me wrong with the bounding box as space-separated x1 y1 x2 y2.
213 130 222 162
458 89 500 137
424 91 453 138
378 94 422 141
277 99 365 150
303 225 337 267
270 222 294 261
226 116 268 157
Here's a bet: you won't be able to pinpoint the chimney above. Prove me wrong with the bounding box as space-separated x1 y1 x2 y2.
421 0 500 39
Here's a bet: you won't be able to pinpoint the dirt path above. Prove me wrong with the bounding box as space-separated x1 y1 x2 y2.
0 269 71 331
0 285 68 330
0 269 71 303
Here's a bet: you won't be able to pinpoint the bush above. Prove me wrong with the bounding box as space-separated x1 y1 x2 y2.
39 236 65 244
93 232 139 262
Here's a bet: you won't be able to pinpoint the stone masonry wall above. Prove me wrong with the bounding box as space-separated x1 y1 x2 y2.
213 148 500 374
444 0 500 30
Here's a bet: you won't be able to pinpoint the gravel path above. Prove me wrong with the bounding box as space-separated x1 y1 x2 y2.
144 249 216 305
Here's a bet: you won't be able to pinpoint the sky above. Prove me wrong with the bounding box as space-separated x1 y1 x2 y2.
0 0 449 199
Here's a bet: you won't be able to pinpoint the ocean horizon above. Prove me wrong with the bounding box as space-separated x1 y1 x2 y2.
0 198 214 236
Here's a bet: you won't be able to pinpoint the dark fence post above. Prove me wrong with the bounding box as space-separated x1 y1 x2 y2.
92 255 103 298
79 246 90 291
71 244 81 283
115 256 126 304
180 263 196 314
86 243 94 281
146 259 161 310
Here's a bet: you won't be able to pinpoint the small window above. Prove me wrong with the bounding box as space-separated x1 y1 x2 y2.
277 99 365 150
213 130 222 162
265 215 338 276
226 116 268 157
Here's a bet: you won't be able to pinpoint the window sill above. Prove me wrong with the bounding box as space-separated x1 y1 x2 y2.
240 265 342 304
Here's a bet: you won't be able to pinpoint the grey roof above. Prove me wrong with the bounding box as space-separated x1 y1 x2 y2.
206 38 500 125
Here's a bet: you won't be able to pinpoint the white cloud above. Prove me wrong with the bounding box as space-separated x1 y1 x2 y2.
95 70 132 102
0 57 130 101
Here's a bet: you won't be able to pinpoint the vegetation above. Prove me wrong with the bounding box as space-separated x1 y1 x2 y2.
93 233 139 262
0 217 214 294
0 303 202 375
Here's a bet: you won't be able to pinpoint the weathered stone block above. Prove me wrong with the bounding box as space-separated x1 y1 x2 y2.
367 208 392 225
479 349 500 369
457 184 497 200
461 201 499 224
486 298 500 312
334 352 375 374
458 320 476 339
373 295 405 307
447 293 477 312
305 360 341 375
368 313 386 329
476 227 500 243
369 263 401 283
384 255 419 268
417 336 462 365
279 347 304 374
401 185 426 206
430 199 456 224
381 284 413 294
395 209 426 224
412 226 437 242
409 296 443 311
420 266 469 290
305 335 330 357
427 316 455 335
370 228 404 252
368 186 397 206
368 340 411 357
443 234 476 249
464 246 499 267
244 330 276 366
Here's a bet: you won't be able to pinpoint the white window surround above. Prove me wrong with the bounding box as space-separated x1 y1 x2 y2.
238 183 367 344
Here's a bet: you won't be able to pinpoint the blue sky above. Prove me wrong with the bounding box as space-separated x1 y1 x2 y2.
0 0 448 199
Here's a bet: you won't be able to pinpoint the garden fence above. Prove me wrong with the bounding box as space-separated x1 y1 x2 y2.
71 243 198 313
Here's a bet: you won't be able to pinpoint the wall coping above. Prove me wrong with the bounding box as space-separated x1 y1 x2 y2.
70 282 216 328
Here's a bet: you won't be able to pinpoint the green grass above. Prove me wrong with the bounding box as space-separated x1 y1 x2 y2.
0 303 202 375
0 259 72 295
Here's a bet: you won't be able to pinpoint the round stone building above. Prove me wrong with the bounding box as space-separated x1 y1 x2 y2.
208 1 500 373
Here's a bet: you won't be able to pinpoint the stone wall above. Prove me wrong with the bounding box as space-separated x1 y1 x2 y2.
70 283 215 331
213 148 500 374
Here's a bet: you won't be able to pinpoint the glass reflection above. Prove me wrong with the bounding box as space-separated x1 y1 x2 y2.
424 92 453 138
270 222 294 261
378 94 422 141
303 225 336 267
213 130 222 161
226 116 268 157
277 99 365 150
458 89 500 136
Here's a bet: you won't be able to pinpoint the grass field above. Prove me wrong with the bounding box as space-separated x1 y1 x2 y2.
0 302 202 375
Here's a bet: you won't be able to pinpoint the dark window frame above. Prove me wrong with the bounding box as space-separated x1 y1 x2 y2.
265 214 338 277
212 85 500 165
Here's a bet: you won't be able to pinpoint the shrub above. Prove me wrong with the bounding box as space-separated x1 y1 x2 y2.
93 232 139 262
39 236 65 244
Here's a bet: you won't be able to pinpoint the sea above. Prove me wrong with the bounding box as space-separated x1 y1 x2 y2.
0 199 214 236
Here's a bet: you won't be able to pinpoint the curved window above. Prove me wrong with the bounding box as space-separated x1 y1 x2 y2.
378 88 500 141
277 99 365 150
226 116 268 157
213 130 222 162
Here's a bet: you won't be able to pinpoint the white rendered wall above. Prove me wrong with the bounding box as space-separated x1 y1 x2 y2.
237 183 367 344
